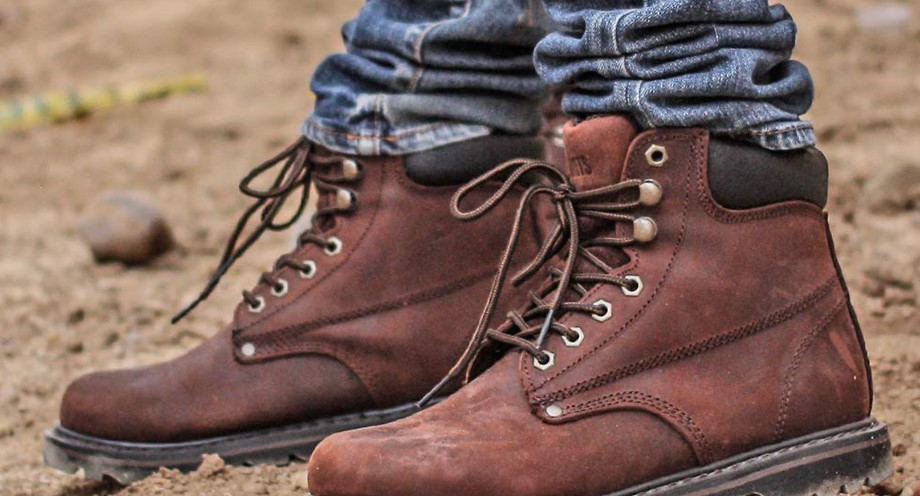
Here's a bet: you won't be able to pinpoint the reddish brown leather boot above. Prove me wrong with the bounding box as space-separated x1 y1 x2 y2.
43 135 547 483
306 116 894 496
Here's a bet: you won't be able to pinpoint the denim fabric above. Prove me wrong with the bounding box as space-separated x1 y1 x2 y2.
535 0 816 151
304 0 553 156
304 0 816 155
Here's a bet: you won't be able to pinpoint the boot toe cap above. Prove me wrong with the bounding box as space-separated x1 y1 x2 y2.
307 430 389 496
307 418 518 496
59 369 145 441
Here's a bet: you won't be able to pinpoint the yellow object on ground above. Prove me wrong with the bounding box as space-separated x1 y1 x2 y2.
0 74 208 132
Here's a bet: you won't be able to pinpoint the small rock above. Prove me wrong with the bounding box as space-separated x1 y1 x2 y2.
876 472 906 495
78 191 175 265
66 308 85 325
884 287 917 307
195 453 225 478
862 237 918 290
856 4 914 34
861 163 920 215
239 481 269 495
291 470 310 491
862 277 887 298
0 4 24 28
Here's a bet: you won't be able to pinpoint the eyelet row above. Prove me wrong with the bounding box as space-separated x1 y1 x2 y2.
246 237 345 315
532 275 645 371
540 157 663 417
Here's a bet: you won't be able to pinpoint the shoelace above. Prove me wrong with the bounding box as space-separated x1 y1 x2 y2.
418 158 661 406
172 138 359 323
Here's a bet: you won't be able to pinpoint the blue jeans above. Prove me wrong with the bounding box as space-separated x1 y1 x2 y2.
304 0 816 156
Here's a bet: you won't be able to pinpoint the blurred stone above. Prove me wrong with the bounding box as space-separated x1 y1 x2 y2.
0 4 24 28
876 471 907 495
863 247 918 290
195 454 225 478
885 287 917 307
856 4 914 34
291 470 310 491
862 277 887 298
78 191 175 265
861 163 920 215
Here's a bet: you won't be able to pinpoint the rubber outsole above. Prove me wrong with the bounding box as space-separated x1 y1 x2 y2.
608 418 893 496
46 412 892 494
43 401 426 484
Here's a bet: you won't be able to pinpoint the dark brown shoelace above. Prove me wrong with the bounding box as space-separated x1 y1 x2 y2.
419 159 658 406
172 138 359 323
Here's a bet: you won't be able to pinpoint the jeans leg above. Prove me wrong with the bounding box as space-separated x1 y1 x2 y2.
535 0 816 150
304 0 554 156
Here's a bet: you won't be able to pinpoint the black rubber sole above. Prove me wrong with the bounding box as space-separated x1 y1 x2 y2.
43 401 426 484
608 418 893 496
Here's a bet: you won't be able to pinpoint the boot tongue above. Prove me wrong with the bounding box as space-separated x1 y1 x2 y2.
563 115 638 191
562 115 639 274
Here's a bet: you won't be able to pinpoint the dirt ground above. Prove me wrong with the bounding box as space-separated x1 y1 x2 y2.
0 0 918 494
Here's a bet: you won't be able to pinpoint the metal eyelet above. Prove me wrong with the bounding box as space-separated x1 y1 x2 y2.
324 236 343 256
592 299 613 322
342 158 362 181
545 404 564 418
622 275 644 297
563 327 585 348
639 180 663 206
336 188 356 210
299 260 317 279
248 296 266 314
645 145 668 167
240 342 257 357
633 217 658 243
534 351 555 371
552 125 565 149
271 278 289 298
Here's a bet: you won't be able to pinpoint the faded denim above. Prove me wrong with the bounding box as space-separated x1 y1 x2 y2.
304 0 816 155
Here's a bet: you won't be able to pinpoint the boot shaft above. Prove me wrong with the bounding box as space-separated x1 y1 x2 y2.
521 116 872 461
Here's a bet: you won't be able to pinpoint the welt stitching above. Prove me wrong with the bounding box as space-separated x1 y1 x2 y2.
275 341 385 407
773 298 848 441
564 390 714 463
695 154 818 224
633 423 880 495
526 132 700 393
256 266 498 352
531 275 839 404
255 341 381 406
56 403 423 453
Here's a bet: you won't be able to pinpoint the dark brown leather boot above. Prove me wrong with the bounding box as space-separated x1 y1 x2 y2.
43 135 546 483
306 116 894 496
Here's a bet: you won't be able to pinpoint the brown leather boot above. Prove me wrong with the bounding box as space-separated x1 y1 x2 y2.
306 116 894 496
43 135 547 483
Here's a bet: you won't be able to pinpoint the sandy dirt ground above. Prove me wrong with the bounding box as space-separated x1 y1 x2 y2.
0 0 918 494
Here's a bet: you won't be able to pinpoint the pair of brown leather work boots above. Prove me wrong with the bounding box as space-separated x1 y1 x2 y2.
45 115 893 496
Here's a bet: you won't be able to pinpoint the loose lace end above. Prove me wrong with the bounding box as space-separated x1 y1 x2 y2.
416 375 453 409
535 309 555 348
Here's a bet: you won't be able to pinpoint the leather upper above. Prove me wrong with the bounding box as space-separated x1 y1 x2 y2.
307 117 873 496
60 152 542 443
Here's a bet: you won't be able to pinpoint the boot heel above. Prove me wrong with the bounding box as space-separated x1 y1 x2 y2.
612 419 894 496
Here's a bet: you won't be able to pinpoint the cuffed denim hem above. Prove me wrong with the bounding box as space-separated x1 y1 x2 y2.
302 115 494 157
731 122 818 151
